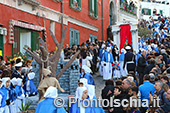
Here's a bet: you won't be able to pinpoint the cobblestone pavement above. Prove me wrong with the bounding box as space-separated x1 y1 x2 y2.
93 73 105 99
93 73 109 113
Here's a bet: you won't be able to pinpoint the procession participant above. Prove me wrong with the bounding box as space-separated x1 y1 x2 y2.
0 77 11 113
69 87 88 113
81 65 95 85
23 72 37 97
101 47 114 80
99 44 106 76
123 46 136 73
35 86 66 113
38 68 65 96
119 48 127 77
86 84 105 113
15 78 25 113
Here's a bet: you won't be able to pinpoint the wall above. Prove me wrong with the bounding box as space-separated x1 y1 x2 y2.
0 0 110 58
141 2 170 20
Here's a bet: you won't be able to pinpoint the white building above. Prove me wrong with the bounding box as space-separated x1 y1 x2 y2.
109 0 139 52
140 0 170 20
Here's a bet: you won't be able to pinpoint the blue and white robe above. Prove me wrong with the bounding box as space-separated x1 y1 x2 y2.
101 51 114 80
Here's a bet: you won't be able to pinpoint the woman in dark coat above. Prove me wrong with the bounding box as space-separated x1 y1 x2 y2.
109 86 126 113
101 79 114 110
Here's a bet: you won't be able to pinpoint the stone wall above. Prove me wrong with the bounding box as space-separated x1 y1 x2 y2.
32 59 80 95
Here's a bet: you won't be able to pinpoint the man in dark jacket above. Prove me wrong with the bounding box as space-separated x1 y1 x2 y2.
144 58 155 75
161 89 170 113
101 79 114 110
154 81 168 106
137 50 147 85
11 62 22 79
123 46 136 73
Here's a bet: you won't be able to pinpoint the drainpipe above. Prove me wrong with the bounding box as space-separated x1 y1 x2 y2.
102 0 104 41
61 0 63 39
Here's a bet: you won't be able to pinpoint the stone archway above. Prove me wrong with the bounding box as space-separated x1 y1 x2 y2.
109 1 117 25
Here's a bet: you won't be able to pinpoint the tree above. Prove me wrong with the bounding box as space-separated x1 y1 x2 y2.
24 28 80 81
138 27 153 39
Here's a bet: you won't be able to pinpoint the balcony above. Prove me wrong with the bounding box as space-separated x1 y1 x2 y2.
120 2 137 16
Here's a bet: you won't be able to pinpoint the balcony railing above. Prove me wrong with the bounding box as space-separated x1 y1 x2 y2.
120 2 137 16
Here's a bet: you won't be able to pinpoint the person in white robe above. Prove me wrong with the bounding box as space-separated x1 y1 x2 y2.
99 44 106 76
101 47 114 80
119 48 128 77
15 78 25 113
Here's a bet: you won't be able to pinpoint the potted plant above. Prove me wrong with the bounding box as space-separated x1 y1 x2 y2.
18 102 32 113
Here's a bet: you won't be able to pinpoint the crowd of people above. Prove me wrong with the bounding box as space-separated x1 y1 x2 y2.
0 15 170 113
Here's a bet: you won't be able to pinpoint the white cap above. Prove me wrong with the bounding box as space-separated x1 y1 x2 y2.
15 62 22 67
77 87 87 99
28 72 35 80
79 78 88 87
107 47 111 52
11 78 17 86
2 77 10 87
44 86 58 98
125 46 131 50
17 78 23 86
121 48 125 53
86 85 95 99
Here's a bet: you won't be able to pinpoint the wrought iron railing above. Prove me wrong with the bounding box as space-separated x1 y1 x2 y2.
120 2 137 16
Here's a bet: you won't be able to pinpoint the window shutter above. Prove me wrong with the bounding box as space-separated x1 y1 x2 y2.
89 0 92 16
148 9 151 15
160 10 163 15
0 35 3 57
94 0 98 18
70 29 74 47
31 31 39 51
70 0 74 7
76 30 79 45
78 0 81 10
142 8 144 14
13 27 20 56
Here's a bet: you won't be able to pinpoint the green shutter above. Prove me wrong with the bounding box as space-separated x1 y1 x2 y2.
148 9 151 15
70 0 73 7
160 10 163 15
94 0 98 18
0 35 3 57
70 28 79 47
89 34 97 42
70 29 74 47
78 0 81 10
142 8 144 14
13 27 20 56
31 31 39 51
75 30 79 45
89 0 92 16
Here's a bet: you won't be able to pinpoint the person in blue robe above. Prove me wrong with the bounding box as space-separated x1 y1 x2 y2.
10 78 18 113
15 78 25 112
23 72 37 97
86 85 105 113
69 87 89 113
99 44 106 59
119 49 128 77
81 65 95 85
101 47 114 80
136 50 142 64
0 90 6 112
35 86 66 113
0 77 11 113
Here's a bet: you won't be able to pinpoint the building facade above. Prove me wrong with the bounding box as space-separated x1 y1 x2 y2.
109 0 139 52
140 0 170 20
0 0 109 59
